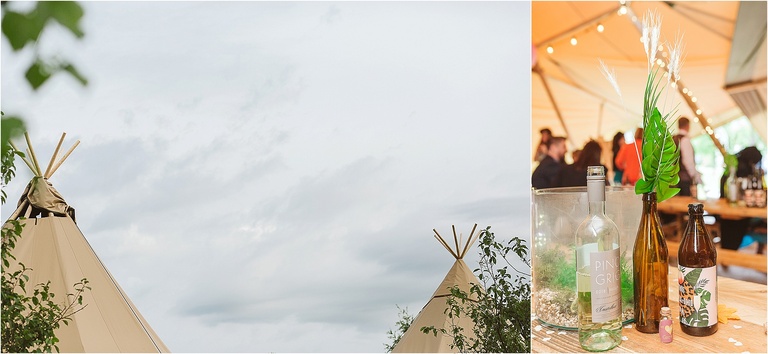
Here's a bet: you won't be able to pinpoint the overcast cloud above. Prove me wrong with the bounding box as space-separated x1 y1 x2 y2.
1 2 531 352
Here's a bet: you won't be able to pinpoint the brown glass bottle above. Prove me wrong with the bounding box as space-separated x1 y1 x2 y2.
633 192 668 333
678 203 718 336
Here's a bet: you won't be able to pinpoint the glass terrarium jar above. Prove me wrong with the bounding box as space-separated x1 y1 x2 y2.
532 186 641 329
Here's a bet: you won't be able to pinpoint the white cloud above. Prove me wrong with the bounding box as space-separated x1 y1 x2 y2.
1 2 531 352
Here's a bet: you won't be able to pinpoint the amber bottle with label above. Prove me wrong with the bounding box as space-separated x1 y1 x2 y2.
633 192 668 333
678 203 718 336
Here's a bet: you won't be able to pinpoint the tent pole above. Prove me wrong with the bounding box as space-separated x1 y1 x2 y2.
8 140 37 174
23 132 43 177
533 63 575 148
433 229 459 259
44 132 67 178
47 140 80 179
459 223 478 259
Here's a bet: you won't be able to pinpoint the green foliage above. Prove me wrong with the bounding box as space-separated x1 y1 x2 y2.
534 247 575 291
419 226 531 353
384 305 414 352
635 68 681 202
2 1 87 90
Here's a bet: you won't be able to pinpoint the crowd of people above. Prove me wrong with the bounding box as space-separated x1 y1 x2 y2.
532 121 766 252
532 118 702 196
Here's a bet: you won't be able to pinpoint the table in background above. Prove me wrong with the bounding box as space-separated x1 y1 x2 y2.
656 196 767 272
532 266 767 353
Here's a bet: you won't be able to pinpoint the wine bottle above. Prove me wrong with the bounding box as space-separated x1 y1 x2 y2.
576 166 622 351
725 166 739 205
744 168 756 207
755 167 766 208
678 203 718 336
633 192 668 333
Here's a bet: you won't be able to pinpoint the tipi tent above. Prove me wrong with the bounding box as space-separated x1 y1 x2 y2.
4 133 169 352
392 225 481 353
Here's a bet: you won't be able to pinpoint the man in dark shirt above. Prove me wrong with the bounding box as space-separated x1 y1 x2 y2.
532 136 567 189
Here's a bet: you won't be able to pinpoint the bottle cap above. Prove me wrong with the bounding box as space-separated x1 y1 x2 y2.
688 203 704 214
586 166 605 179
661 306 671 316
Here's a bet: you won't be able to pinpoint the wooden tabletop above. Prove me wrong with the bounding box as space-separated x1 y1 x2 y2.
532 266 767 353
657 196 767 220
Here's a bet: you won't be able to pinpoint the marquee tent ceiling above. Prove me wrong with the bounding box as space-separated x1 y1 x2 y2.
532 1 765 155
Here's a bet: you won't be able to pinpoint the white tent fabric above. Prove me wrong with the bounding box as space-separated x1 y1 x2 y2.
532 1 764 155
392 260 479 353
392 227 480 353
10 216 169 352
4 134 169 352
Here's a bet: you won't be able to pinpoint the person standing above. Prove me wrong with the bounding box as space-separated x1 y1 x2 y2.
611 132 625 185
532 136 567 189
534 128 552 162
615 128 643 186
673 117 701 197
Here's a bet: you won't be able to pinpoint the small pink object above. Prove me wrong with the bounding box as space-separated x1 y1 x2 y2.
660 306 673 343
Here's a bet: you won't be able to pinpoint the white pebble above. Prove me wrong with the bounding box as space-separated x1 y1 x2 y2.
622 336 629 341
735 342 743 347
734 325 742 329
531 334 536 339
624 325 633 329
729 338 737 343
546 330 555 335
741 351 750 354
542 337 551 342
534 325 542 331
558 331 566 335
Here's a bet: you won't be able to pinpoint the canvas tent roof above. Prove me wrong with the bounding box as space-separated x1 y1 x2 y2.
4 134 169 352
532 1 766 155
392 225 480 353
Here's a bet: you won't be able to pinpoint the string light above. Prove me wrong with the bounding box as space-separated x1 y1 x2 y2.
618 5 628 15
693 117 699 123
691 97 697 102
547 45 554 54
597 23 605 33
682 88 689 94
570 37 578 46
687 91 693 97
696 109 702 115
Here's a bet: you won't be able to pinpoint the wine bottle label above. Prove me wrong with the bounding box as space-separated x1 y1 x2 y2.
589 248 621 323
678 266 717 327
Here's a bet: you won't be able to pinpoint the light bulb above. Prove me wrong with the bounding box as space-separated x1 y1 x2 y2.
597 24 605 33
547 46 554 54
618 5 627 15
682 88 688 94
570 37 578 46
692 97 697 102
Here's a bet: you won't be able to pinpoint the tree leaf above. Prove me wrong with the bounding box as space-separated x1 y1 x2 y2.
1 11 44 51
38 2 85 38
24 61 51 90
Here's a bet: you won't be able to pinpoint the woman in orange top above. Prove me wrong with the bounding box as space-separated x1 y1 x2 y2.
615 128 644 185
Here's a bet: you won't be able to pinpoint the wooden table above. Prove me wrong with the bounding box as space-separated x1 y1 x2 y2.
657 196 767 220
532 266 767 353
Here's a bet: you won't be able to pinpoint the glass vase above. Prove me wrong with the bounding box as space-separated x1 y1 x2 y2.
632 192 669 333
532 186 640 329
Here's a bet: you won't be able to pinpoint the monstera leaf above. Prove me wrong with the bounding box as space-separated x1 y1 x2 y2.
634 67 681 202
635 107 680 202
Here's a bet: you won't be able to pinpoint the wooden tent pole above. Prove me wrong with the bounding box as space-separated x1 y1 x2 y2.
8 141 36 174
451 225 460 258
8 200 29 221
44 132 67 178
459 224 478 259
47 140 80 179
433 229 459 259
23 132 43 176
533 63 576 148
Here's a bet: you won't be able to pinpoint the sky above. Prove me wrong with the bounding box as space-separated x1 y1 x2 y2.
1 2 531 352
